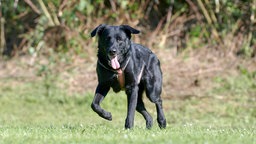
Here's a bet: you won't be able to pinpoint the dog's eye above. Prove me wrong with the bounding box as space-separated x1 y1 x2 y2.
106 36 111 41
116 36 122 42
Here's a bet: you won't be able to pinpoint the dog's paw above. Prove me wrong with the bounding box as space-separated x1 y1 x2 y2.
100 111 112 121
125 118 134 129
157 118 166 129
146 119 153 129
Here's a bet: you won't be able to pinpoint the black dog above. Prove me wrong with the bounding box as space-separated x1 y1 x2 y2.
90 24 166 129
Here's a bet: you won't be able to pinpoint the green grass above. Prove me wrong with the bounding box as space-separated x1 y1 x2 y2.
0 79 255 144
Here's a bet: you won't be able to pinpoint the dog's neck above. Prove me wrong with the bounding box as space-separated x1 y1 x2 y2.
97 55 130 89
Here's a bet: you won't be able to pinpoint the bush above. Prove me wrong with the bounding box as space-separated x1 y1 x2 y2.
1 0 255 57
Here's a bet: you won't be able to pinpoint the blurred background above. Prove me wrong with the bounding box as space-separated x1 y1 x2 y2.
0 0 255 100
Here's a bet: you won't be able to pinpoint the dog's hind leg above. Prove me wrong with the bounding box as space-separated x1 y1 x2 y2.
146 90 166 129
154 98 166 129
145 75 166 129
136 84 153 129
91 84 112 121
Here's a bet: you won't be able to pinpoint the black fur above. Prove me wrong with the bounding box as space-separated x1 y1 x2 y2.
91 24 166 129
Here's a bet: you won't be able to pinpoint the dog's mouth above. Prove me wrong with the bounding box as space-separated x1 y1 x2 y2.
109 55 120 70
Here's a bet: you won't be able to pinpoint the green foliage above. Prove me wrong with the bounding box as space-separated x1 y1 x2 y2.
1 0 255 57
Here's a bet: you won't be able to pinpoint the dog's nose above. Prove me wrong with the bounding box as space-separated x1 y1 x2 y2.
109 49 117 55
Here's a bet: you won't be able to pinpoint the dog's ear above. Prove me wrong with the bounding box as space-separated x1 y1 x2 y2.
91 24 107 37
120 25 140 39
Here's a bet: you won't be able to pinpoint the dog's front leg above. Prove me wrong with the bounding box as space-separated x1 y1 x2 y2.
125 85 138 129
91 84 112 121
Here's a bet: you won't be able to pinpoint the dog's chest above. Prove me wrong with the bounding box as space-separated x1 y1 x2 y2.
116 69 125 90
97 66 124 92
109 73 124 92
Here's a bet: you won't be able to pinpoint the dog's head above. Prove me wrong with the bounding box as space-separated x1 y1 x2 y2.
91 24 140 70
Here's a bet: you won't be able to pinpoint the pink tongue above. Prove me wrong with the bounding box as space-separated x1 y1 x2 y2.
110 56 120 69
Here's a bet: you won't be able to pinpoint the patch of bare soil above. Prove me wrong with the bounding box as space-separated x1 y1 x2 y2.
0 48 255 98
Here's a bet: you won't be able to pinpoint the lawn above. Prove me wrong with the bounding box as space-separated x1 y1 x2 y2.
0 78 255 144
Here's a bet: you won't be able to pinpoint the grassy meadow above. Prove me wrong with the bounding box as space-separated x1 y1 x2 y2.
1 0 256 143
0 77 255 144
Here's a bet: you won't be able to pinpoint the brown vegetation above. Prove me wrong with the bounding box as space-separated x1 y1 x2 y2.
0 0 255 98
